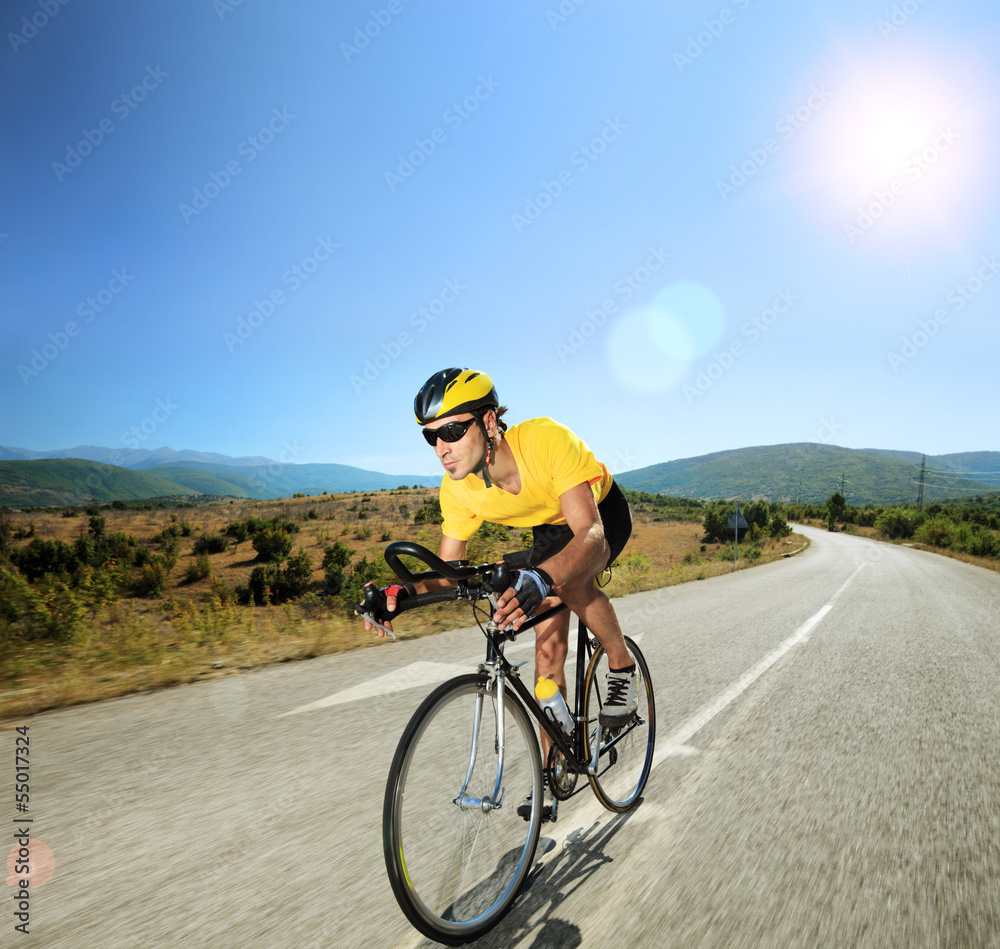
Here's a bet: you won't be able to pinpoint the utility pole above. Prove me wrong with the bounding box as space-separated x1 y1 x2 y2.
841 471 845 495
917 455 926 508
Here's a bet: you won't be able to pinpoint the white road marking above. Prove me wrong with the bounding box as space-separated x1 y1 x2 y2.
275 660 470 717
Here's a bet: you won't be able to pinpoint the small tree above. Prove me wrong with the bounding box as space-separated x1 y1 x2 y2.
826 492 846 531
252 528 293 563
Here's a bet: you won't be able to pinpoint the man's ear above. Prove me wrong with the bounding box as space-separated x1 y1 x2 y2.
482 409 497 438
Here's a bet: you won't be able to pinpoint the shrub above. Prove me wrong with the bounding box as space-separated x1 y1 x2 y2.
193 532 228 555
322 542 351 570
134 561 170 598
963 527 1000 558
183 554 212 584
414 499 443 525
701 509 729 544
11 538 79 581
252 528 294 563
914 517 955 548
0 568 85 641
244 549 313 605
874 510 914 540
767 512 791 538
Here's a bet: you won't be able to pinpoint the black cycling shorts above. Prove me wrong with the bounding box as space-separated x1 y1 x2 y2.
522 480 632 569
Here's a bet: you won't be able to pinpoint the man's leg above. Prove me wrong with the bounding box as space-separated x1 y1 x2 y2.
556 572 637 727
533 609 570 763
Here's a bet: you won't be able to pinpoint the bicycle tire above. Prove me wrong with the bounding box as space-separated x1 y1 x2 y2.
383 674 543 945
582 637 655 812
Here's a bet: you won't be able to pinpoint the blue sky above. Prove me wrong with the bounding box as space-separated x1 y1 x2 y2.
2 0 998 480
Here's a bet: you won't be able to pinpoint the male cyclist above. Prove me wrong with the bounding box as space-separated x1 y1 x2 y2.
365 368 637 813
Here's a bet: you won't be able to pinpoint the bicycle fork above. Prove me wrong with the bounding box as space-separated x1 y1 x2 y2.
454 667 507 813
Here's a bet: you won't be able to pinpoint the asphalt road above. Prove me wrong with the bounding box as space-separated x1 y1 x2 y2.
4 525 999 948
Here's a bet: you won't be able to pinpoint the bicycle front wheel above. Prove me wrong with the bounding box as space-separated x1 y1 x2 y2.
383 674 542 946
583 637 655 812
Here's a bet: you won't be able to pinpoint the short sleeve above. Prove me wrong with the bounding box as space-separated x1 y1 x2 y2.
527 419 605 498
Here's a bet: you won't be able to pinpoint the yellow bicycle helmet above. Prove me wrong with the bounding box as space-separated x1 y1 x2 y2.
414 368 498 424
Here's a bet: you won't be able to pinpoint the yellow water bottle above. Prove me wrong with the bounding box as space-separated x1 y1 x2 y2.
535 676 573 735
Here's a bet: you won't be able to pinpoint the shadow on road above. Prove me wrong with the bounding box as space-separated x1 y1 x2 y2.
408 807 638 948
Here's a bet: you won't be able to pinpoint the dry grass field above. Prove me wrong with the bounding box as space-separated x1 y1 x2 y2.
0 490 806 722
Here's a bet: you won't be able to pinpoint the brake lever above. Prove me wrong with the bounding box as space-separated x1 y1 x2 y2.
361 612 397 640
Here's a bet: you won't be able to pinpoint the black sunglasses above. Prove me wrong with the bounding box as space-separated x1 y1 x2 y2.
422 418 476 446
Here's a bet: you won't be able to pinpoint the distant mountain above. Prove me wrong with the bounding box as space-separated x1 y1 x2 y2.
145 461 440 499
0 460 199 507
0 454 440 507
0 445 274 468
616 444 1000 506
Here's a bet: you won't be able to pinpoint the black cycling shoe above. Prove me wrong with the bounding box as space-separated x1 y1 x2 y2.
516 783 556 822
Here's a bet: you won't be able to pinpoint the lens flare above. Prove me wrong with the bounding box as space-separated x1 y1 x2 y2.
607 282 727 394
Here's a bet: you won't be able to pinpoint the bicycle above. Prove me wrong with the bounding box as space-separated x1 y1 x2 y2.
358 541 656 946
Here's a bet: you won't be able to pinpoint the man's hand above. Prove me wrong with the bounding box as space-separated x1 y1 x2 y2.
493 567 553 630
355 582 413 638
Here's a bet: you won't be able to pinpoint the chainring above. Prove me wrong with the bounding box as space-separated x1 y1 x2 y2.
545 744 579 800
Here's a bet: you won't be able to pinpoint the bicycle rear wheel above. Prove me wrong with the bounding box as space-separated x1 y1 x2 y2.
383 674 542 945
582 637 655 812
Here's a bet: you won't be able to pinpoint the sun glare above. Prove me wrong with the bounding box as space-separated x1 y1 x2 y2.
789 45 996 251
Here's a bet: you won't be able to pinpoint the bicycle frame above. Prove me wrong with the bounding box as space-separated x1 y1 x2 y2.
367 540 639 801
479 596 602 779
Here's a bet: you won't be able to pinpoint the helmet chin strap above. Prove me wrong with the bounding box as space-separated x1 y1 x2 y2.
471 414 495 488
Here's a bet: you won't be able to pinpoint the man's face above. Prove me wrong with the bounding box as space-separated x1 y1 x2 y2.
423 413 485 480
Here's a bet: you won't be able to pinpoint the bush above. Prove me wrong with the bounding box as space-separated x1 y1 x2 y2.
244 549 313 605
963 527 1000 558
225 521 250 544
252 528 294 563
414 499 443 525
183 554 212 584
0 568 85 641
914 517 955 548
193 532 229 555
767 512 791 538
10 538 79 581
134 561 170 598
874 510 915 540
701 509 729 544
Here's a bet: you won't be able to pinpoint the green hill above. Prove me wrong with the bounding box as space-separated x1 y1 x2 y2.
0 460 199 507
0 458 440 507
616 444 1000 505
140 461 439 498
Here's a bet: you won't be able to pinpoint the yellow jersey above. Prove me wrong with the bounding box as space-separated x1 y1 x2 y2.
440 417 613 542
